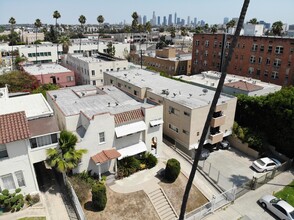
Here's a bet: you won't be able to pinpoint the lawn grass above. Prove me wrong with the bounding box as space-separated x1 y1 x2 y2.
18 217 46 220
274 179 294 206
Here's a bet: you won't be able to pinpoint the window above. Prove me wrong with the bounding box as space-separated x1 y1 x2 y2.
205 40 209 47
214 41 217 48
271 71 279 79
66 76 74 82
0 144 8 159
195 49 199 55
264 70 269 77
169 124 178 133
195 40 199 46
30 134 58 149
110 79 113 84
99 132 105 143
183 130 190 135
15 171 25 187
248 67 254 74
273 59 281 67
226 42 231 49
203 60 207 66
260 45 264 52
275 46 284 54
250 56 256 63
118 83 121 88
169 106 179 115
266 58 271 65
184 111 190 116
134 90 138 95
219 42 222 48
252 44 258 51
268 45 272 53
92 80 96 85
258 57 262 64
91 70 95 76
204 50 208 56
256 69 261 76
1 174 15 190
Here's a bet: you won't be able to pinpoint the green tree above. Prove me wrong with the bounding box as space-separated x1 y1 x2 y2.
211 24 218 34
78 15 86 52
169 27 176 39
106 42 115 57
131 12 139 33
32 83 59 97
53 10 61 43
8 17 16 70
97 15 104 31
272 21 283 36
204 23 209 33
165 158 181 182
34 19 42 63
248 18 258 24
179 0 250 218
226 19 236 32
59 35 71 54
46 130 87 174
195 26 203 34
0 70 39 92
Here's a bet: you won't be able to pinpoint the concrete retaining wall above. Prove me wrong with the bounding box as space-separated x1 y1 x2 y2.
228 136 259 159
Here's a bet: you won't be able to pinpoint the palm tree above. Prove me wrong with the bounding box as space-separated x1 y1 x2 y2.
226 19 236 33
97 15 104 52
131 12 138 44
59 35 71 54
34 19 42 63
195 26 203 34
248 18 258 24
211 24 218 34
204 23 209 33
9 17 16 70
272 21 283 36
178 0 251 219
46 130 87 174
181 27 187 50
53 10 61 62
78 15 86 52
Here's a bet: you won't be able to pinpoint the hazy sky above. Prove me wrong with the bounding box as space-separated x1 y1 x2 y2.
0 0 293 25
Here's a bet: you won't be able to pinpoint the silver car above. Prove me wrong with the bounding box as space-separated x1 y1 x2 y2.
259 195 294 220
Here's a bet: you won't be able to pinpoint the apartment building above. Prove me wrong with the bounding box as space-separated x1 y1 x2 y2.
132 47 192 76
22 63 76 87
175 71 281 96
63 53 128 86
21 32 45 44
192 33 294 86
104 69 237 158
0 86 59 194
47 85 163 178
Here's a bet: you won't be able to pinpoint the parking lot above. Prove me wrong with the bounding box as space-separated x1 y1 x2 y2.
198 147 264 190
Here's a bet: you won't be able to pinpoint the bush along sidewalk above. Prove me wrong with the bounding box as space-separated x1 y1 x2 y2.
165 158 181 183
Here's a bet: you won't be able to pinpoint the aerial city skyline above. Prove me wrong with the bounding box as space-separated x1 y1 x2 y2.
0 0 293 25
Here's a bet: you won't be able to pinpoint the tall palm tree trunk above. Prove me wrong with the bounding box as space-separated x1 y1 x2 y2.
178 1 250 219
35 28 38 63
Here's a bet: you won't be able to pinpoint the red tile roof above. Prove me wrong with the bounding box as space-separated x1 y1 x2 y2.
224 80 263 92
0 111 30 144
114 109 144 125
91 149 121 164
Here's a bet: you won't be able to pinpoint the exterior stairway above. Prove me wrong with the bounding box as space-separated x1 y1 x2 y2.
148 188 178 220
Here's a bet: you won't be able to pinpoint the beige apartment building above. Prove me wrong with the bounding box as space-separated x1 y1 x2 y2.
132 47 192 76
104 69 237 158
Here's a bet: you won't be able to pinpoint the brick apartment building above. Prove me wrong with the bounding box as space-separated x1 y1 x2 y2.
192 33 294 86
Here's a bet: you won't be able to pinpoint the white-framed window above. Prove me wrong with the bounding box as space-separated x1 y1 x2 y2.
250 55 255 63
205 40 209 47
195 40 200 46
168 124 178 133
203 60 207 66
271 71 279 79
99 132 105 143
204 50 208 56
91 70 95 76
248 67 254 74
15 171 26 187
195 49 199 55
273 58 281 67
226 42 231 48
0 144 8 159
268 45 272 53
258 57 262 64
1 174 16 190
275 46 284 54
29 133 58 149
66 76 74 82
252 44 258 51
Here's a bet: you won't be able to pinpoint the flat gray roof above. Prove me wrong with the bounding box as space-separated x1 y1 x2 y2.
106 69 234 109
48 85 154 118
23 63 71 75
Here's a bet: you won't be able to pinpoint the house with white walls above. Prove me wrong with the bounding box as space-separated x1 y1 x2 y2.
0 86 59 194
47 85 163 178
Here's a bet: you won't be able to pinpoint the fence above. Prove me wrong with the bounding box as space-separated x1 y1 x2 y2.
185 187 236 220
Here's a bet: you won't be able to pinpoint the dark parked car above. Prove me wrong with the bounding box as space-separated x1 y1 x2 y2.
199 148 210 160
219 140 230 149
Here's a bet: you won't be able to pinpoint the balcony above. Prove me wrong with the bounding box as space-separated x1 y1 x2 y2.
208 132 224 145
215 103 227 112
210 115 226 127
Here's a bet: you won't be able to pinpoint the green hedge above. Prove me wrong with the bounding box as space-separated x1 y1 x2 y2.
92 183 107 211
165 158 181 182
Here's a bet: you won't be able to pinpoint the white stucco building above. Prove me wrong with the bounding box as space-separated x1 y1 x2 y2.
47 85 163 177
243 24 264 36
63 53 129 86
104 69 237 158
0 86 59 194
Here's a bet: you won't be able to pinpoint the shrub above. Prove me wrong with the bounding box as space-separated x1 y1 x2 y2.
145 153 158 169
165 158 181 182
91 183 107 211
0 188 24 212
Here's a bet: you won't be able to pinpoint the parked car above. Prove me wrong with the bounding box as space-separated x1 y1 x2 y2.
197 148 210 160
219 140 230 149
259 195 294 220
252 157 281 172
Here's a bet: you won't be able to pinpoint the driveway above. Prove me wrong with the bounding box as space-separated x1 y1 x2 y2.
199 147 262 190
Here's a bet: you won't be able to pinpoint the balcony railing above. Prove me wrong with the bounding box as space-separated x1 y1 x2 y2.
210 115 226 127
208 132 224 145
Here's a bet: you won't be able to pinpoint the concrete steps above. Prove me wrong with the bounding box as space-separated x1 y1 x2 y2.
148 188 178 220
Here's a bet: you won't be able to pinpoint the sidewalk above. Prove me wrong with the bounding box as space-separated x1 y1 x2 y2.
205 170 294 220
